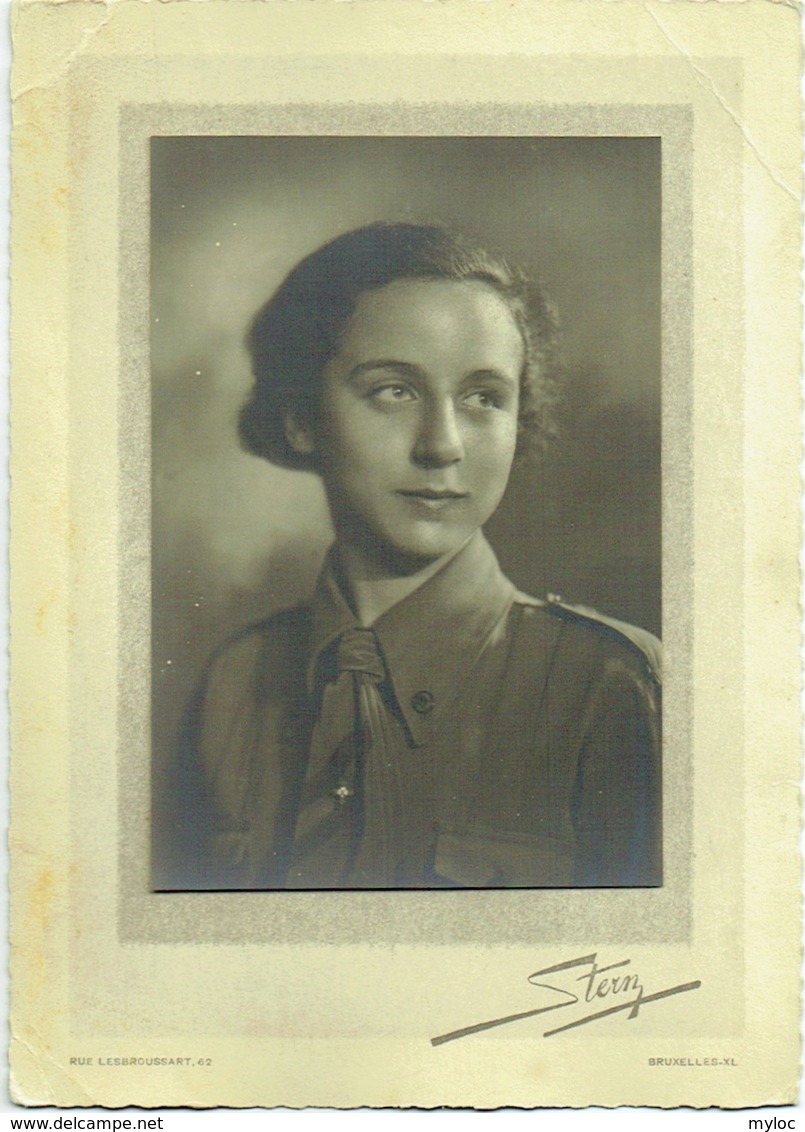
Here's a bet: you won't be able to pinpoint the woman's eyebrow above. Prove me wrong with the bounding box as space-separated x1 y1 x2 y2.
463 368 519 388
348 360 423 382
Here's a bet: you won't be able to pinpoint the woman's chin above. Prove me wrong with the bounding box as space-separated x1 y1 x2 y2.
337 527 471 580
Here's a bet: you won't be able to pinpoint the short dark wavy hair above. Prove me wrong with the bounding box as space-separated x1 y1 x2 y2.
240 222 559 471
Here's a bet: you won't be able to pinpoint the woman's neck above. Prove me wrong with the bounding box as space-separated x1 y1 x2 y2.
337 540 469 625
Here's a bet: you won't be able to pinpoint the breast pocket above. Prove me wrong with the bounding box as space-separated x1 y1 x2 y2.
431 824 575 888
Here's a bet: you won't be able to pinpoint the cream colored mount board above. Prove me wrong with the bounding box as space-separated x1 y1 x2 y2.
9 0 802 1111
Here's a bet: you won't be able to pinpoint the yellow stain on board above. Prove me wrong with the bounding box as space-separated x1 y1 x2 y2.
22 866 56 986
35 588 57 637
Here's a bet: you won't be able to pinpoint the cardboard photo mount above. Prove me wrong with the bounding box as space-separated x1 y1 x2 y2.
9 0 803 1109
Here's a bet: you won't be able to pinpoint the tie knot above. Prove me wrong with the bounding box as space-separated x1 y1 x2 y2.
336 628 386 682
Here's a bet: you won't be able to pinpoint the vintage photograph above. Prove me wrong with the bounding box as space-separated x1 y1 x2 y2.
11 0 802 1111
149 136 662 892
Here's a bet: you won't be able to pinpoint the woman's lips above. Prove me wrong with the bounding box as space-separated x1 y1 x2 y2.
397 489 468 511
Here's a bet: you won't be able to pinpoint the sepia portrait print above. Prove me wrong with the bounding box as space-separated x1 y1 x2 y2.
13 0 802 1107
150 135 662 893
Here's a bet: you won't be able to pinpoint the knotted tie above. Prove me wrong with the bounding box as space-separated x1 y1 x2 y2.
288 627 404 887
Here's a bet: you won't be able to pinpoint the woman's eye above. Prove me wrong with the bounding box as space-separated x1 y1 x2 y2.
372 384 415 404
465 390 503 410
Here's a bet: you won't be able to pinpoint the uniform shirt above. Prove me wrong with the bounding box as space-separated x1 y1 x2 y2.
164 532 661 890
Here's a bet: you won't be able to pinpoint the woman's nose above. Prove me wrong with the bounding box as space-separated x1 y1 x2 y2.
412 401 465 467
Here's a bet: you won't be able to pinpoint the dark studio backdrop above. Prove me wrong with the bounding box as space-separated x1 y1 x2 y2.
150 136 661 880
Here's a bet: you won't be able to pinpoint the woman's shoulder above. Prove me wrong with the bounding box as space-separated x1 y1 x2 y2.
511 590 662 686
202 605 314 688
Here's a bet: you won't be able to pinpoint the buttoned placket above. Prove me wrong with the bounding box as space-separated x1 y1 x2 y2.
289 533 518 887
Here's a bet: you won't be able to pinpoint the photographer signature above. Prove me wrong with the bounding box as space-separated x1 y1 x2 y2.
431 952 701 1046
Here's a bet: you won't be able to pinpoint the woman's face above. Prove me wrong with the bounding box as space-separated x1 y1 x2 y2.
291 278 523 574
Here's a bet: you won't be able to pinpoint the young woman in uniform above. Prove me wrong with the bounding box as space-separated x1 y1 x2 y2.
166 222 661 890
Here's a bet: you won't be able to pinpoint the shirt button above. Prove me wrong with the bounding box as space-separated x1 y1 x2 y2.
411 690 434 715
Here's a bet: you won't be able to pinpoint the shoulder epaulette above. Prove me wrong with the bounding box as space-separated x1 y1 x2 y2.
543 594 662 684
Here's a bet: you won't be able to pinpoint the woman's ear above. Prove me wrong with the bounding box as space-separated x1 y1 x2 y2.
281 407 316 456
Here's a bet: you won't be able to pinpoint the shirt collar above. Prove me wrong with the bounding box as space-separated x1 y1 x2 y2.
308 531 516 744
